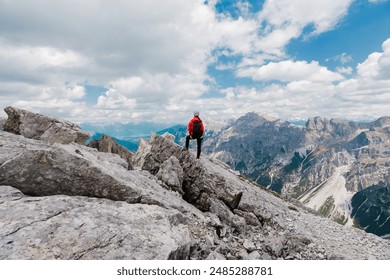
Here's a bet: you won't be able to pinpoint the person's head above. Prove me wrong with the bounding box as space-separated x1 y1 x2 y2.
193 111 200 117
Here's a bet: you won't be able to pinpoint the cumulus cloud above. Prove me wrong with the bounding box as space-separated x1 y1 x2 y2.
259 0 353 34
256 0 353 56
336 67 354 75
237 60 345 82
357 38 390 80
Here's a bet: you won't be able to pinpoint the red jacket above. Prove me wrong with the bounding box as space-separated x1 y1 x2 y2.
188 116 204 136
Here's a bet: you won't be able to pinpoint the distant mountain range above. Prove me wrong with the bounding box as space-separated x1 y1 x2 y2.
86 133 139 152
81 122 182 151
201 112 390 238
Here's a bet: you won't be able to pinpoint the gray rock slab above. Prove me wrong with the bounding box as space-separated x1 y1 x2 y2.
0 186 192 260
3 106 89 144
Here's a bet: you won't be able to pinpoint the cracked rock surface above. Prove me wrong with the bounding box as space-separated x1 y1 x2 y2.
0 186 191 260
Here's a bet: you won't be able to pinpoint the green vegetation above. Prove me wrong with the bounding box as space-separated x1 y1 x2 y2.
318 196 335 217
292 185 307 199
333 215 348 225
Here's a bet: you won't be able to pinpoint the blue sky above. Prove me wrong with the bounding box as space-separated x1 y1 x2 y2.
288 0 390 69
0 0 389 124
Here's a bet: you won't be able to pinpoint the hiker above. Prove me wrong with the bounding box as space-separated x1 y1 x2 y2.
185 111 205 159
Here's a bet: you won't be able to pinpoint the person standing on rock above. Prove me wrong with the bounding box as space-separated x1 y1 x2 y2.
185 111 205 159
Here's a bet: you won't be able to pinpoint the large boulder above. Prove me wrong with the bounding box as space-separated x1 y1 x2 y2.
87 134 134 170
3 106 90 144
0 186 191 260
132 133 182 174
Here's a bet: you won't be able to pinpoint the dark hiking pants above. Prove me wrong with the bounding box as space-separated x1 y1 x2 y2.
185 135 203 159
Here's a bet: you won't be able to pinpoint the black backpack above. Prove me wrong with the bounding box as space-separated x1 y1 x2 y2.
192 120 203 138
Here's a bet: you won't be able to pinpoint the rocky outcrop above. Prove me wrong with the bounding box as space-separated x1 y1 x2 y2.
1 107 390 260
3 106 89 144
87 134 134 170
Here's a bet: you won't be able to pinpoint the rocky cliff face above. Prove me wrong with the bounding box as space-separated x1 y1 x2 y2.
351 184 390 237
1 107 389 260
204 112 390 237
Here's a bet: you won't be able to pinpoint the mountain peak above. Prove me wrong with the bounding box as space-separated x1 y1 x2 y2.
242 111 279 122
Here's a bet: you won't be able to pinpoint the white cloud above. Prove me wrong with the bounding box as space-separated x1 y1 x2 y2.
0 40 88 69
255 0 354 57
259 0 353 35
357 38 390 79
336 66 353 75
96 90 137 110
237 60 345 82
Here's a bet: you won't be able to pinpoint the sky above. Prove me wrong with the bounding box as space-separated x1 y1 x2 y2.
0 0 390 124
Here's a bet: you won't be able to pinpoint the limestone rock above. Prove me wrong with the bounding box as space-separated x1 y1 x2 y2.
156 156 184 193
248 251 261 259
0 186 191 260
3 106 89 144
243 239 256 252
206 251 226 260
132 133 182 174
237 249 250 260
